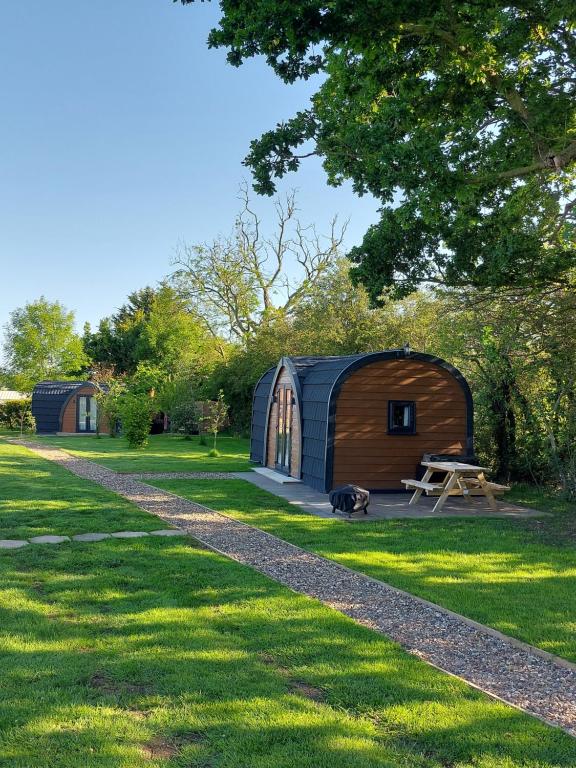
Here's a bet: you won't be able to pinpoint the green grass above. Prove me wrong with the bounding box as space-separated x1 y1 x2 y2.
35 433 252 473
1 442 576 766
0 442 163 539
147 479 576 663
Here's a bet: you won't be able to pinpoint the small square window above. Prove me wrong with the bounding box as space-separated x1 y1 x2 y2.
388 401 415 434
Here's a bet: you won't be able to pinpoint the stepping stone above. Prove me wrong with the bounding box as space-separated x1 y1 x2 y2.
0 539 29 549
110 531 150 539
72 533 111 542
29 535 70 545
149 529 185 537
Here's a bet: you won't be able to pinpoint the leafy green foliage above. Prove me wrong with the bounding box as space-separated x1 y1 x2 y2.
200 390 229 450
170 395 201 437
182 0 576 293
0 398 35 433
117 393 155 448
3 297 88 390
208 260 444 431
84 285 223 385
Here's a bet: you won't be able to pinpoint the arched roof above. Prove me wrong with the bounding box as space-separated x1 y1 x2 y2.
249 351 473 491
31 381 99 434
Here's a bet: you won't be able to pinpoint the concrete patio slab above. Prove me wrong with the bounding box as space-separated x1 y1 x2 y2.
237 472 545 520
72 533 112 542
0 539 29 549
253 467 302 483
29 535 70 544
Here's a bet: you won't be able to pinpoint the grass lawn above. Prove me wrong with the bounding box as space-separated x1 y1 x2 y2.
35 433 252 473
1 443 576 766
147 479 576 664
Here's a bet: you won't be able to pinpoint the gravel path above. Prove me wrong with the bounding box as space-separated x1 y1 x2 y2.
12 439 576 737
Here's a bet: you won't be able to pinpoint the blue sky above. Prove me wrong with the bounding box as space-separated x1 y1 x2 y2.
0 1 378 344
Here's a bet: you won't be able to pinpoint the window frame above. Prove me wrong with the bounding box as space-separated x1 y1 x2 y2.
388 400 416 435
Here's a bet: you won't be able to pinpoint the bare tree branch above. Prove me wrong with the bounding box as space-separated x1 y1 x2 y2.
170 188 347 341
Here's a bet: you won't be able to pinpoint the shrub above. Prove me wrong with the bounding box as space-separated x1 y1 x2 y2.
170 399 201 437
208 448 220 457
117 393 154 448
0 398 35 433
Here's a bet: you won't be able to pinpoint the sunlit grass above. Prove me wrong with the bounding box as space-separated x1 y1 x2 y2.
35 433 252 472
0 442 160 538
1 441 575 766
148 479 576 662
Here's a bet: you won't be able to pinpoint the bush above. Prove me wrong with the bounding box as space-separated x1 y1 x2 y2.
208 448 220 457
117 393 154 448
0 399 35 433
170 399 201 437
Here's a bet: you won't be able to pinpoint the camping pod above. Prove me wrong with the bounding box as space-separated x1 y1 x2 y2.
250 351 473 492
32 381 108 435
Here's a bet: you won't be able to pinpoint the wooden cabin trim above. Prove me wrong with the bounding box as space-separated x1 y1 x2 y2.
323 351 474 493
262 356 304 478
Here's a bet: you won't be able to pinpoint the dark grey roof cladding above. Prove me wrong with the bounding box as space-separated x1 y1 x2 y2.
250 367 275 463
31 380 96 434
297 356 364 490
248 355 366 486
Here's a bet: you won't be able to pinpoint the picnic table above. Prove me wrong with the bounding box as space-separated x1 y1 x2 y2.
402 461 509 514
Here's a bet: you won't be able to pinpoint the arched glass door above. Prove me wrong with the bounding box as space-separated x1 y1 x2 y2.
77 395 97 433
275 385 292 474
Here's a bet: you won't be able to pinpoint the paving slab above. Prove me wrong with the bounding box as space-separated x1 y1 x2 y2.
0 539 29 549
110 531 150 538
72 532 112 542
237 472 545 520
149 529 185 536
29 535 70 545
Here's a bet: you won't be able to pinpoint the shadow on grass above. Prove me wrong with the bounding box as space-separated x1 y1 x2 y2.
149 479 576 663
0 538 574 768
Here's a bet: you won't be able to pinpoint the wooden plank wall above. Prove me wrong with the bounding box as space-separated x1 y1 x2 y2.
61 386 110 433
333 359 467 489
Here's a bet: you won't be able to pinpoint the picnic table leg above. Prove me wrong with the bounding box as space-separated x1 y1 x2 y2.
408 468 434 506
431 471 460 514
457 476 472 503
476 472 498 511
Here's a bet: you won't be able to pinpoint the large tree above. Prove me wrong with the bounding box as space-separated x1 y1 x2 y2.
180 0 576 297
83 285 226 382
170 185 346 339
3 297 87 391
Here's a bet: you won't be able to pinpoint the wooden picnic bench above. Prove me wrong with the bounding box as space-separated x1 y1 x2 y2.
402 461 510 514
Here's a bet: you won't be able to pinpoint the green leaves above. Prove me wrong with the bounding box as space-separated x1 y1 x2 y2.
3 297 88 391
182 0 576 294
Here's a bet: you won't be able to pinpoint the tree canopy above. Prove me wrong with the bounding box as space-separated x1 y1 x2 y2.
3 297 87 391
170 186 346 339
180 0 576 297
83 285 221 377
